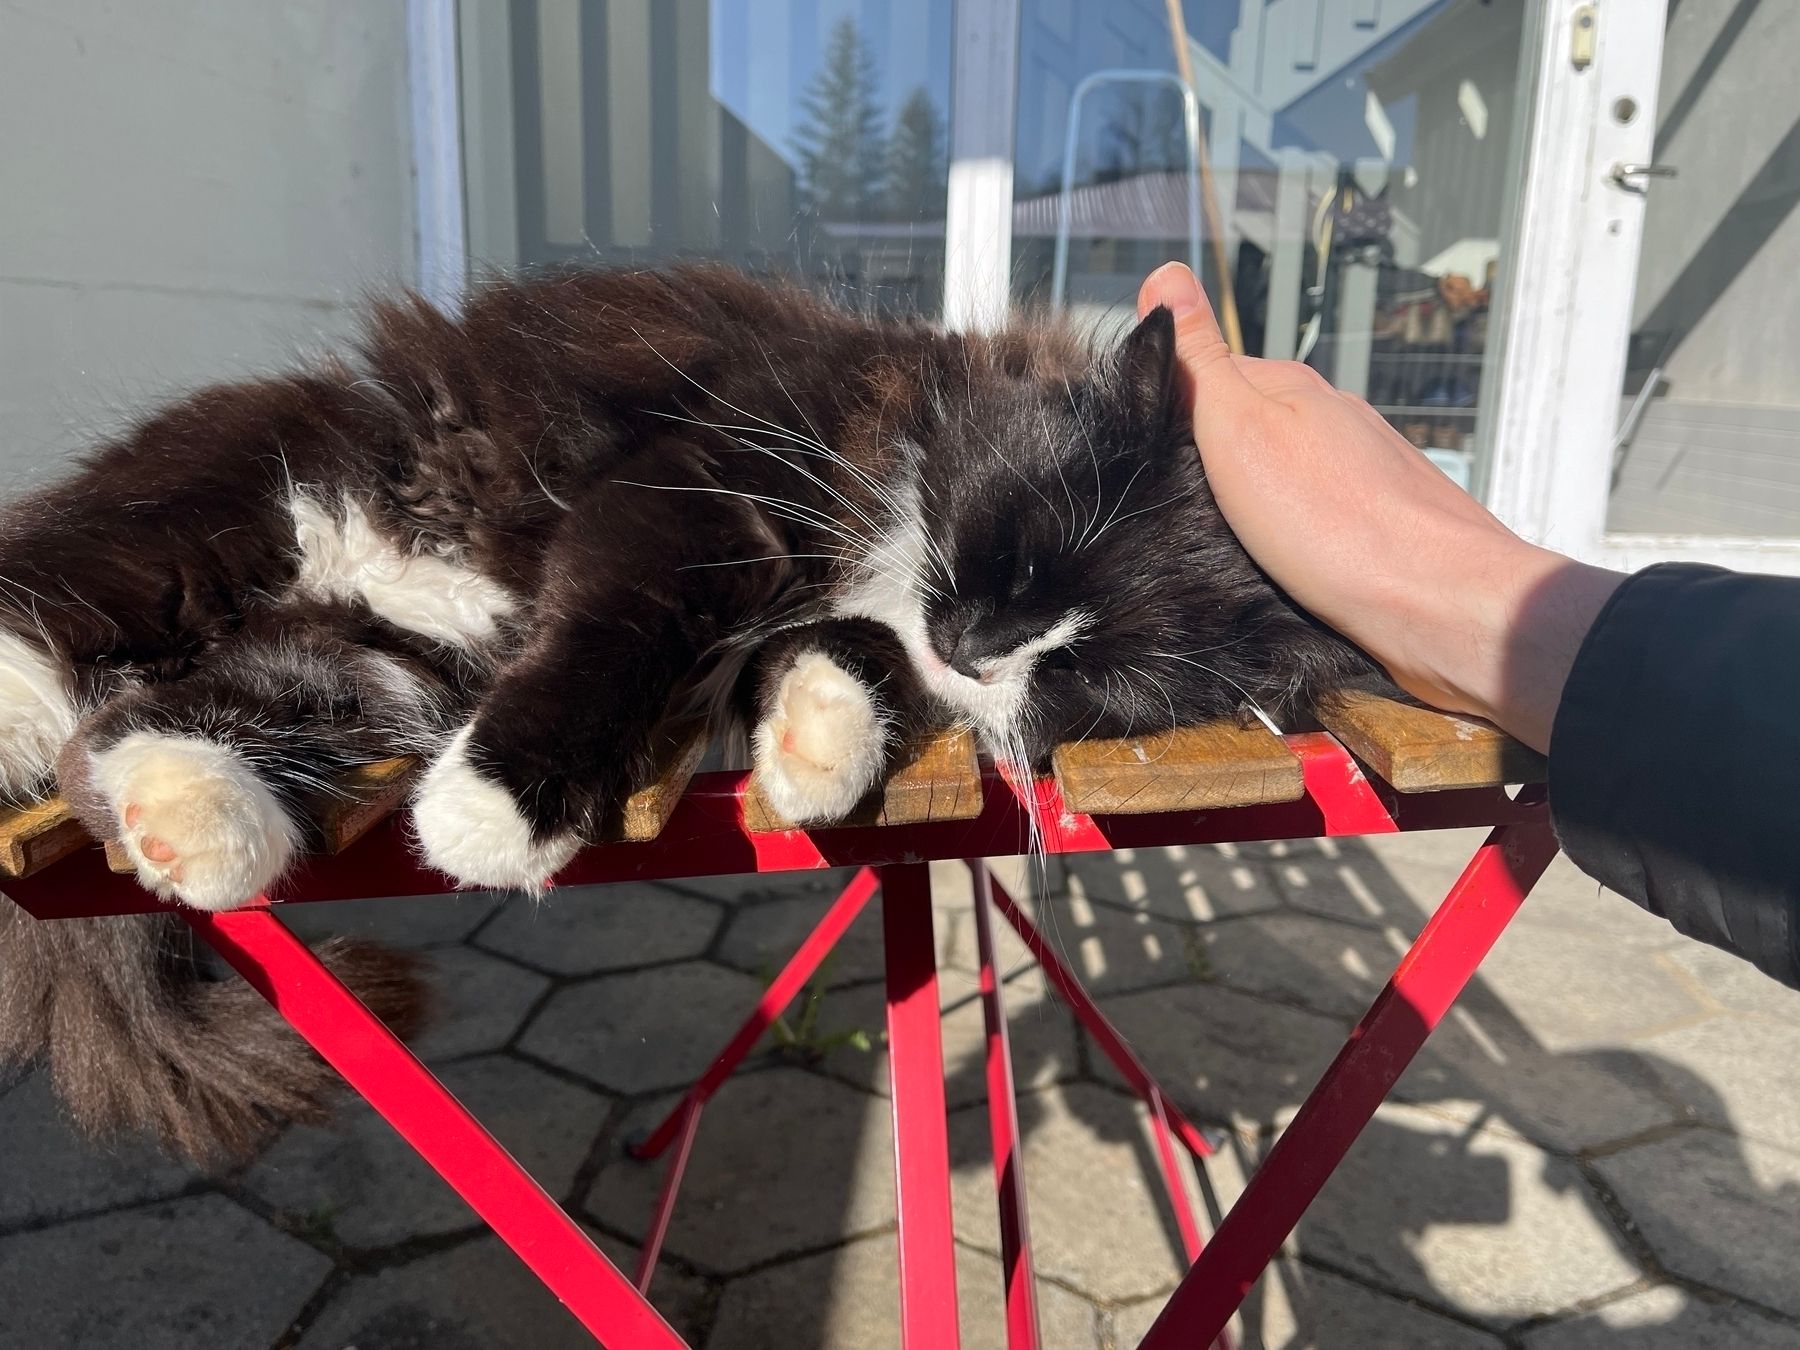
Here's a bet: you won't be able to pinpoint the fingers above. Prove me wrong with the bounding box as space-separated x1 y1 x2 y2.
1137 263 1253 406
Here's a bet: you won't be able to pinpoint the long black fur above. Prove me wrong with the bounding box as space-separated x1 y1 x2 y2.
0 264 1377 1159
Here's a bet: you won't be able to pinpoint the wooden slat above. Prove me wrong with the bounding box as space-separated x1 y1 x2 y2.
323 757 419 852
1316 692 1546 792
0 796 90 878
1052 720 1303 815
743 726 983 833
608 721 710 843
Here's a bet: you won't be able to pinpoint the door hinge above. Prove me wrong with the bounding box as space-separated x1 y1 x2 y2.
1571 4 1597 71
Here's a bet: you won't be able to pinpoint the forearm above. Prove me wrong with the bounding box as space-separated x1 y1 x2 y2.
1410 543 1626 754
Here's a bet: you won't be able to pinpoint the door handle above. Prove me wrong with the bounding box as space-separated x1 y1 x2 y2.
1609 162 1678 191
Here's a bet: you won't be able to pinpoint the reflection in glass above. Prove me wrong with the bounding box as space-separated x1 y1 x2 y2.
460 0 953 316
1011 0 1529 498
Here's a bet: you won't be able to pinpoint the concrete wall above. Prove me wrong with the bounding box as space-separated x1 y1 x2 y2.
0 2 416 491
1607 0 1800 537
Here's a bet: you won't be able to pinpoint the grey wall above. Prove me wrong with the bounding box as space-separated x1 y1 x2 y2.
0 2 417 491
1607 0 1800 537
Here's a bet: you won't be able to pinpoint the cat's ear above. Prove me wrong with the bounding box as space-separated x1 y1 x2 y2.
1118 305 1180 433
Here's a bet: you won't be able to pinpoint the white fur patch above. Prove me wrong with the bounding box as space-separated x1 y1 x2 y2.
289 494 516 647
0 628 77 798
91 733 298 911
832 484 1088 743
411 724 579 889
753 652 888 823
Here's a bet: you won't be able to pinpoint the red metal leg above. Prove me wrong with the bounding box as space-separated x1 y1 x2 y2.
881 862 961 1350
985 875 1217 1162
1146 1089 1203 1262
969 862 1042 1350
629 865 880 1160
634 1099 702 1294
182 904 687 1350
1136 817 1560 1349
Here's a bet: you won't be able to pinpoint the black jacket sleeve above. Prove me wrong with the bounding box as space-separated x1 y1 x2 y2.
1550 562 1800 989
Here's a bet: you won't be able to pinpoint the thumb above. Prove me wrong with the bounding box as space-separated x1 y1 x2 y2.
1137 263 1253 409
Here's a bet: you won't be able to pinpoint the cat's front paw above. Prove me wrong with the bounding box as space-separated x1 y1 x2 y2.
752 652 889 823
410 724 580 889
90 733 298 911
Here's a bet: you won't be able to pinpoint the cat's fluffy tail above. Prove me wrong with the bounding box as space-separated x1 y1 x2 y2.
0 904 429 1162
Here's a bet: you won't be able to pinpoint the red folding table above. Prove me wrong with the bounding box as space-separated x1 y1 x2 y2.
0 696 1556 1347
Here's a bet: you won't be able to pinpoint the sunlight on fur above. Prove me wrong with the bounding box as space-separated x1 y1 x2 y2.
753 651 890 822
89 733 299 910
0 630 77 799
411 724 580 889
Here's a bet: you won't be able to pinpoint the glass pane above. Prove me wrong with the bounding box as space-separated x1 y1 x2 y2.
459 0 954 316
1011 0 1532 497
1605 2 1800 539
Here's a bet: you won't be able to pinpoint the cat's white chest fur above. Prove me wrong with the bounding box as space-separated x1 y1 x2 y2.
288 494 515 648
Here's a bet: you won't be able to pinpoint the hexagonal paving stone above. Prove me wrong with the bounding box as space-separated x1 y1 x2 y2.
1005 888 1204 998
1394 1019 1688 1156
1097 981 1349 1130
295 1233 708 1349
278 890 501 948
409 946 550 1062
663 866 861 905
1634 1013 1800 1153
1064 844 1283 922
810 966 1081 1111
1294 1103 1640 1324
0 1072 197 1228
949 1081 1253 1305
244 1056 608 1249
716 893 887 986
589 1067 893 1273
477 882 722 976
517 960 765 1094
1110 1257 1502 1350
0 1194 329 1349
1658 941 1800 1018
1263 835 1422 928
1464 921 1711 1052
1186 911 1397 1020
708 1233 1098 1350
1593 1128 1800 1318
1521 1283 1800 1348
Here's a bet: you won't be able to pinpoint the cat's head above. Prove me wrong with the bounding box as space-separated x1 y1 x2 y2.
871 306 1369 764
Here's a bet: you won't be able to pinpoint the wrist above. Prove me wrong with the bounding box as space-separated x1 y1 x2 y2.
1421 543 1622 752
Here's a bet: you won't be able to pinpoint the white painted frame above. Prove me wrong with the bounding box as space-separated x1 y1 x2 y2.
943 0 1021 333
407 0 469 312
1487 0 1800 574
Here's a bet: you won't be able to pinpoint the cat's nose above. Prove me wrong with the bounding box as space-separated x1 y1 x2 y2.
950 631 991 682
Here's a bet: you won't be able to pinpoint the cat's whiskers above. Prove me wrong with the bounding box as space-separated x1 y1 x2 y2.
1082 460 1151 550
1151 650 1282 733
1061 377 1106 517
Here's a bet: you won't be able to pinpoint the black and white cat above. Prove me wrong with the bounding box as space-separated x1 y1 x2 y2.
0 264 1372 1155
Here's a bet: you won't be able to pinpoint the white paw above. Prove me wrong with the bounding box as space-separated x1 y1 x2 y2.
90 733 297 911
0 629 77 800
752 652 887 824
410 724 579 889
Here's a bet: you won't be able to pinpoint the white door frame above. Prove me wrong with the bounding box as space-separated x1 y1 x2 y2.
407 0 468 312
943 0 1021 333
1488 0 1800 574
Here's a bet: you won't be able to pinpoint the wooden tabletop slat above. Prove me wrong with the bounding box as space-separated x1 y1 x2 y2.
743 725 983 833
1316 692 1546 792
1052 720 1304 815
0 797 90 879
609 721 710 843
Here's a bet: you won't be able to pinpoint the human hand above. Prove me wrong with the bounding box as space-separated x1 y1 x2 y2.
1138 262 1622 752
